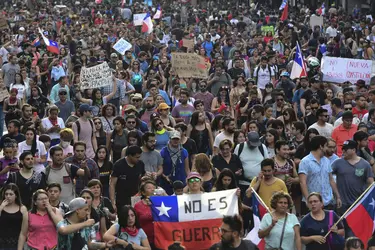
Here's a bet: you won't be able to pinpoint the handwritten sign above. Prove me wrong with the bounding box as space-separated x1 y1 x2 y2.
321 57 374 84
172 53 208 79
113 38 132 55
80 62 112 90
0 89 9 102
310 15 323 28
0 15 8 30
182 39 194 50
133 13 147 26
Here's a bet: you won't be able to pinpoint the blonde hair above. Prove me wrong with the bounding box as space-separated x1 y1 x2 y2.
60 128 74 141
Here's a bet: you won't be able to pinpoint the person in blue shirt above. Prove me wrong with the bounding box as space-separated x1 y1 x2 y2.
145 82 171 106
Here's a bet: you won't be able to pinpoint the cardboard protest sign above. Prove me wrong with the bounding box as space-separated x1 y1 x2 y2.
0 15 8 30
182 39 194 50
0 89 9 102
310 15 323 28
172 53 208 79
133 13 147 26
321 57 373 84
80 62 112 90
113 38 132 55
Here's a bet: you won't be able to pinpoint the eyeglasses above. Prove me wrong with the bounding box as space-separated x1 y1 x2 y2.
59 92 67 95
132 99 141 102
344 108 352 111
188 178 201 183
156 122 163 126
147 140 156 143
127 121 136 124
37 197 49 201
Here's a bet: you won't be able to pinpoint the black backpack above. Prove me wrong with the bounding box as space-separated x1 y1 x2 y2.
75 119 94 138
237 142 265 157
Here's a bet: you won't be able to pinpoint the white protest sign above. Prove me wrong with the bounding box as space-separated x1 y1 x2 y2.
80 62 112 90
113 38 132 55
310 15 323 28
133 13 147 26
321 57 373 84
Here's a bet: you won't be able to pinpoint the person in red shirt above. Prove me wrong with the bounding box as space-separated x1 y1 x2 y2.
352 94 368 120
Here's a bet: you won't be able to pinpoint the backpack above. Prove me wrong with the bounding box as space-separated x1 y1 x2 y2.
45 164 72 181
237 142 265 158
255 65 272 85
75 119 94 138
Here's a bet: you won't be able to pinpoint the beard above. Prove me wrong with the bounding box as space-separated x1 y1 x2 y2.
145 104 154 109
221 236 234 247
146 144 155 151
227 128 235 134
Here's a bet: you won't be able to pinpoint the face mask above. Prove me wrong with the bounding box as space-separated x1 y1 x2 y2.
61 141 70 149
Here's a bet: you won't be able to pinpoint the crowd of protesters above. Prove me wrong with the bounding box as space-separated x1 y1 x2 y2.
0 0 375 249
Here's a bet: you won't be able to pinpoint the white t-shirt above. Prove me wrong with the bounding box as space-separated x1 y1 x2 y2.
10 83 25 100
213 131 234 148
326 26 337 38
253 66 275 90
0 47 9 64
18 140 47 173
308 122 334 138
41 117 65 139
234 143 269 185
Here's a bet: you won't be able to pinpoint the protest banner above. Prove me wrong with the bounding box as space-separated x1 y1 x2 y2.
113 38 132 55
182 38 194 50
150 189 238 250
80 62 112 90
133 13 147 26
0 15 8 30
171 53 208 79
321 57 373 84
0 89 9 102
310 15 323 28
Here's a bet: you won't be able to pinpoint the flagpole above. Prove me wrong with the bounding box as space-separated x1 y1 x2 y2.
250 187 272 214
323 182 375 239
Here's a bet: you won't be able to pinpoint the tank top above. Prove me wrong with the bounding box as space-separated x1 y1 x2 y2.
202 169 218 192
274 159 294 177
0 208 23 248
191 124 210 154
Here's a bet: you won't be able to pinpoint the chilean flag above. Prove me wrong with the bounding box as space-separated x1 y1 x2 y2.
150 189 239 250
31 37 40 47
141 12 153 34
318 3 326 15
280 3 288 21
38 28 60 54
290 42 307 79
153 5 162 19
344 184 375 249
245 194 268 250
279 0 287 10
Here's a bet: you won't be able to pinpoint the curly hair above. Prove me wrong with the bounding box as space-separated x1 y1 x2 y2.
269 191 293 210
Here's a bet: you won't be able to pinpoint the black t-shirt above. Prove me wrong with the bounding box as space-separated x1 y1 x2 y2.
97 161 113 188
183 138 198 170
6 171 47 209
301 89 327 106
209 240 259 250
212 154 243 184
112 158 145 205
0 133 26 149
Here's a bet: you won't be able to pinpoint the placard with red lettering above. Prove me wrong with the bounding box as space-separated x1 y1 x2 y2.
150 189 239 249
321 56 374 84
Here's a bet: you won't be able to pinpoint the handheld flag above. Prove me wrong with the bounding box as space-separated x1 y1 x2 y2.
38 28 60 54
31 37 40 47
280 3 288 21
150 189 239 250
319 3 326 15
142 12 153 34
344 183 375 249
279 0 287 10
290 42 307 79
153 5 162 19
245 189 269 249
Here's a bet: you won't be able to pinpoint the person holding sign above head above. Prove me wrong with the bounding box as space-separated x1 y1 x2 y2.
209 215 259 250
76 74 117 116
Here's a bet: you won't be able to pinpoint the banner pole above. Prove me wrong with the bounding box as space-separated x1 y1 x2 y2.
250 187 272 214
323 182 375 239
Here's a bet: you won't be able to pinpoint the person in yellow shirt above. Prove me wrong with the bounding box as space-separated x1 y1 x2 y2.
246 158 288 208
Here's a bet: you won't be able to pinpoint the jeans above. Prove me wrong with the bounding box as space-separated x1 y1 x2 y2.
0 104 4 136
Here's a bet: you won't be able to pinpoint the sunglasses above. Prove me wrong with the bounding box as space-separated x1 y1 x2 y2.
59 92 67 95
127 121 136 124
132 99 142 102
188 178 201 183
344 108 352 111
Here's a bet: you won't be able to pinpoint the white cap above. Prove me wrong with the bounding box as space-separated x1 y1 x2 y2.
19 27 25 31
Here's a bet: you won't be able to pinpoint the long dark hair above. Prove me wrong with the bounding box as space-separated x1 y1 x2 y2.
93 117 106 137
213 168 237 191
127 131 142 147
303 128 320 153
25 127 37 156
190 111 202 127
1 183 22 206
94 145 110 163
118 205 140 229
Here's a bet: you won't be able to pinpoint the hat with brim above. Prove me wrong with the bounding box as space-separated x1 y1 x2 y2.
187 172 202 181
342 140 357 150
247 131 261 147
64 197 87 218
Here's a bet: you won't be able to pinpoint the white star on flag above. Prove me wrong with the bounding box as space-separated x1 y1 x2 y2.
370 198 375 208
156 202 172 217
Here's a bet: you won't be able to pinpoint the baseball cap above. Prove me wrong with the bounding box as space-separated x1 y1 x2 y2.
170 131 181 140
110 53 118 58
280 71 290 77
131 93 143 100
247 131 261 147
356 79 366 86
64 197 87 218
58 88 67 94
173 180 185 190
19 27 25 31
187 172 202 180
158 103 170 110
342 140 358 150
79 104 93 113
